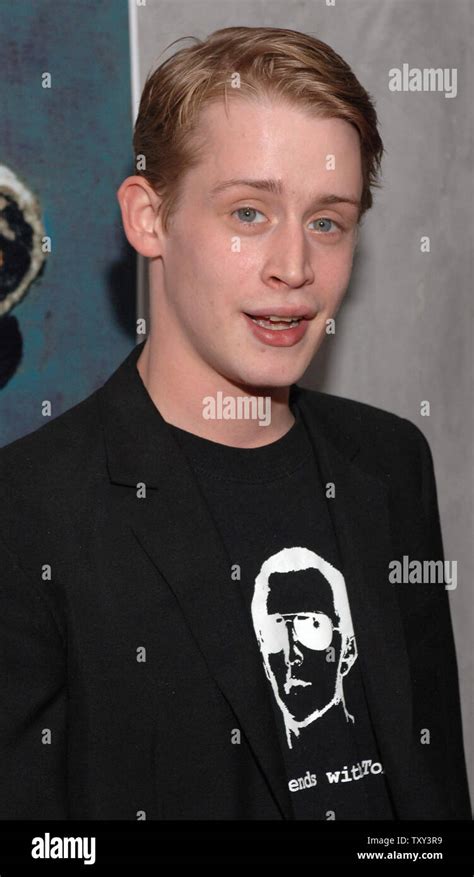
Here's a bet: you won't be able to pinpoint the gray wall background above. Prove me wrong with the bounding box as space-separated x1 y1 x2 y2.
132 0 473 803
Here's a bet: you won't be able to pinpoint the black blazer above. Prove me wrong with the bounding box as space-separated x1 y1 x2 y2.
0 341 471 820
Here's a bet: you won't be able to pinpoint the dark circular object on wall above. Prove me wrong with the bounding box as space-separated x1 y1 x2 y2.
0 165 47 317
0 165 48 389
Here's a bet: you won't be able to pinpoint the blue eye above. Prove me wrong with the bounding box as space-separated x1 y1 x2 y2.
231 209 341 233
233 207 266 224
311 217 337 233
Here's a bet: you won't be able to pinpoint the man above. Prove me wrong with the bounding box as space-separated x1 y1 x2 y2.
0 26 470 820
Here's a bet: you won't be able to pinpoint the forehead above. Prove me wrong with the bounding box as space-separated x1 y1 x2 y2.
193 97 363 196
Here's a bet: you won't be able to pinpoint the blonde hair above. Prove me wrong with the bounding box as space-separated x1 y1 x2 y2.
133 26 384 231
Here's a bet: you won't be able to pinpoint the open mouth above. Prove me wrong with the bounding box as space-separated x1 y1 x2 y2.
245 314 303 331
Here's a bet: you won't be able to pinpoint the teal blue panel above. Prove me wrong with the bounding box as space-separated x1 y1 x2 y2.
0 0 135 445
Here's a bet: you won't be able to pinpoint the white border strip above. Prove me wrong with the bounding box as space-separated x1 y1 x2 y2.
128 0 141 126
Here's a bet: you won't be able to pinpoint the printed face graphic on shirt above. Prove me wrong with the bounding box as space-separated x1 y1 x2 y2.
251 547 358 748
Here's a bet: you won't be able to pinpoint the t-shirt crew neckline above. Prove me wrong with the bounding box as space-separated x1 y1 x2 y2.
167 399 313 484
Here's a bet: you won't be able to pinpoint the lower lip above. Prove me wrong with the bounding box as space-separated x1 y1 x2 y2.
243 314 309 347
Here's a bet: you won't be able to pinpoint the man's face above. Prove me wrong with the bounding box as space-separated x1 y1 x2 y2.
264 569 342 723
154 97 363 389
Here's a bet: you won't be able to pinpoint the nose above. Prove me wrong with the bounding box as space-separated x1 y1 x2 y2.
285 619 304 666
262 219 315 289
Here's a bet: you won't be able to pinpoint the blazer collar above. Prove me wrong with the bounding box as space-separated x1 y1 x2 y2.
98 341 360 488
97 341 414 819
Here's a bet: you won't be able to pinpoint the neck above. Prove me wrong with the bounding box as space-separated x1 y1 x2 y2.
136 335 296 448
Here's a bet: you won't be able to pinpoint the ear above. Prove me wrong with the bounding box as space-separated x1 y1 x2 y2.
116 175 164 258
339 635 358 677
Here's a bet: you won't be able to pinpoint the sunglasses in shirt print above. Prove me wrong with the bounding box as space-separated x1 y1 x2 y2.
269 611 338 652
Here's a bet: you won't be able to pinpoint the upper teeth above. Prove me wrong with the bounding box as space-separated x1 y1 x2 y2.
266 315 301 322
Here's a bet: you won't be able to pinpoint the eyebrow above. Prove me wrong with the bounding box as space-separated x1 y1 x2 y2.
207 177 361 209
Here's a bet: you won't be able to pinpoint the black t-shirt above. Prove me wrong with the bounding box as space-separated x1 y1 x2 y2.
169 402 396 820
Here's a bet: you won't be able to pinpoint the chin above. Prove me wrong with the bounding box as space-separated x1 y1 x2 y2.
233 363 307 392
248 353 312 388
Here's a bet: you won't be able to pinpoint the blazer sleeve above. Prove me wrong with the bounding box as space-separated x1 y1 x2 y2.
410 421 472 819
0 531 68 819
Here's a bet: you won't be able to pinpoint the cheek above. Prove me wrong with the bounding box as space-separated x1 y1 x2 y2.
165 231 224 316
180 224 248 298
316 245 355 301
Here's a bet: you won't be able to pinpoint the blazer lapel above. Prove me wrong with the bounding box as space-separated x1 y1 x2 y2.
98 343 293 819
294 386 414 818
